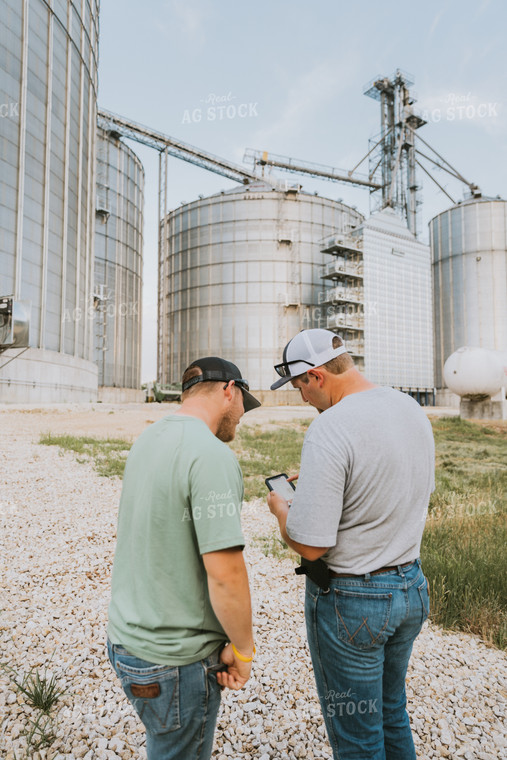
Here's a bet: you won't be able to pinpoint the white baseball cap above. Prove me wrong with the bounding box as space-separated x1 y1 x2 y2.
271 329 348 390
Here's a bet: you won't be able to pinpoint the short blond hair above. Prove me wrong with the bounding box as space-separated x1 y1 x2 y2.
298 335 354 384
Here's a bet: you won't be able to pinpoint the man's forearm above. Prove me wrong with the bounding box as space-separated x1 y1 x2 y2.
274 507 322 559
273 505 295 549
269 497 329 561
204 550 254 655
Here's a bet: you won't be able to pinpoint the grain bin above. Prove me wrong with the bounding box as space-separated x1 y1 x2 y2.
158 184 364 397
94 127 144 400
430 198 507 391
0 0 99 402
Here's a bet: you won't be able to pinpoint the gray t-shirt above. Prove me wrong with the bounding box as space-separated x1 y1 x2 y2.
286 387 435 574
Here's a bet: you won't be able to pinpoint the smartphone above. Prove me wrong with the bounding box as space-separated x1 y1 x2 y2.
265 473 296 502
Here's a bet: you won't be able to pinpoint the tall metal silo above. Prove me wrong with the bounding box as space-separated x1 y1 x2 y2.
94 127 144 401
0 0 99 402
158 184 364 397
430 198 507 391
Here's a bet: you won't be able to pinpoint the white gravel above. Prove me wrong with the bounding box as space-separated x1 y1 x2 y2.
0 409 505 759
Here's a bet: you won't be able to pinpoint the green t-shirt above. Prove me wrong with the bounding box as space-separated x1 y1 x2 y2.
107 414 245 666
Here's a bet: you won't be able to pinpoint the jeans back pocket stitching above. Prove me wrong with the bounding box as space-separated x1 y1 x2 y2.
137 687 177 730
336 610 369 644
362 614 391 645
128 669 180 733
335 591 392 646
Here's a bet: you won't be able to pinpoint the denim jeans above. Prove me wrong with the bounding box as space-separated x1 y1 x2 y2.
305 559 429 760
107 639 223 760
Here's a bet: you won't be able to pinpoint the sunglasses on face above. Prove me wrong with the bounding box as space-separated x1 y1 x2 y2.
274 359 315 378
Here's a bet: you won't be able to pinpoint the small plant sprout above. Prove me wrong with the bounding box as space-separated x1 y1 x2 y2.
3 663 67 714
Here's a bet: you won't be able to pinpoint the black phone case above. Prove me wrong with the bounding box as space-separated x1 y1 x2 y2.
265 473 295 491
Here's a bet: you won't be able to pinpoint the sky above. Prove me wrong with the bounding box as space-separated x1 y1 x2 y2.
97 0 507 382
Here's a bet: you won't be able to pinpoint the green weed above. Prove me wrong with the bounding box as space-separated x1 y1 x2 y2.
253 532 298 561
40 433 131 478
1 663 66 757
3 664 67 714
23 711 56 751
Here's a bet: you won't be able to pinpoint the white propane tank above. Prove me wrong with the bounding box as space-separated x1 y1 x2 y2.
443 347 506 399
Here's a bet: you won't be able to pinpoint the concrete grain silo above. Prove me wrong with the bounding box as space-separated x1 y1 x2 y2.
158 184 364 400
94 127 144 401
0 0 99 402
430 198 507 399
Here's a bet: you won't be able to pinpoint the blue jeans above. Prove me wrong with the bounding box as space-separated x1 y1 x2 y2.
107 640 223 760
305 559 429 760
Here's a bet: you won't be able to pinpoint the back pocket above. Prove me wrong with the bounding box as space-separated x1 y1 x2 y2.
334 589 392 649
116 659 180 735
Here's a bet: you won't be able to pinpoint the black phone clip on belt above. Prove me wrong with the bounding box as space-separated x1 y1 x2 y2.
295 557 330 593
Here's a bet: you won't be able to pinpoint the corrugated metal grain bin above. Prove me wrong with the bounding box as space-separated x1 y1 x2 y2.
0 0 99 402
95 127 144 394
430 198 507 389
158 184 364 395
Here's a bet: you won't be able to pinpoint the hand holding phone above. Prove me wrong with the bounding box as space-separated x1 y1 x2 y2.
265 473 296 503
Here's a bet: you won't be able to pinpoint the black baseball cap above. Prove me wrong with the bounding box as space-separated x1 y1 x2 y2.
182 356 261 412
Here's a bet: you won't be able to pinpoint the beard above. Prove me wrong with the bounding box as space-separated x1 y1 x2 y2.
215 407 238 443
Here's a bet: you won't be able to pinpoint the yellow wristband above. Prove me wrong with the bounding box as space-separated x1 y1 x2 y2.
231 643 256 662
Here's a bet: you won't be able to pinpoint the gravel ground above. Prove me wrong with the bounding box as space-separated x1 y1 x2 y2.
0 406 505 760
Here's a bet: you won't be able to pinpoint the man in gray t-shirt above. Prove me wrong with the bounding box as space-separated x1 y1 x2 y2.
267 329 434 760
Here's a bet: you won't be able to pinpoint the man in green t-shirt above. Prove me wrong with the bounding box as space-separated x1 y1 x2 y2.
107 357 260 760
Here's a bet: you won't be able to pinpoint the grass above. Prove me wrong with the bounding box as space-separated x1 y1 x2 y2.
38 415 507 648
230 420 312 501
253 531 298 561
39 422 313 491
40 433 131 478
1 663 66 756
429 416 506 520
422 417 507 649
422 512 506 648
7 665 67 713
23 712 56 752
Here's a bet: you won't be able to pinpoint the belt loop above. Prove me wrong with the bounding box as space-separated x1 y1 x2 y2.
364 572 371 582
397 564 404 577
